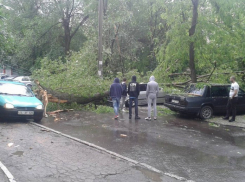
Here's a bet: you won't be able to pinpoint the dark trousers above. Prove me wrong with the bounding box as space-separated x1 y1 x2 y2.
225 97 238 120
129 97 138 117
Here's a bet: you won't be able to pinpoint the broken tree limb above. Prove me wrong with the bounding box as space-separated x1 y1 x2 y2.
206 61 217 82
168 70 245 77
48 109 74 115
165 60 179 72
38 83 109 105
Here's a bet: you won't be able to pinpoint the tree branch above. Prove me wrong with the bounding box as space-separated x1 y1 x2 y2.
38 22 62 41
70 15 89 39
165 59 179 72
111 24 120 54
69 0 75 17
206 61 217 82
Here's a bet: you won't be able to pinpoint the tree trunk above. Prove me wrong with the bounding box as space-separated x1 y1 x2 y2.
189 0 199 83
63 18 71 55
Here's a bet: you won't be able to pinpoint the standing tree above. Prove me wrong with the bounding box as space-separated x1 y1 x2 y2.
189 0 199 83
51 0 89 55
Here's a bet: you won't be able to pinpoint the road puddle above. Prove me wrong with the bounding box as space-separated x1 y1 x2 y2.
12 151 24 157
133 166 162 182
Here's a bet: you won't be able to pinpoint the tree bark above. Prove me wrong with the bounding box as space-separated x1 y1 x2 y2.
189 0 199 83
63 18 71 55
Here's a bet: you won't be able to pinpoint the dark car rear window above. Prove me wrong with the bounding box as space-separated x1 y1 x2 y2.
185 85 205 96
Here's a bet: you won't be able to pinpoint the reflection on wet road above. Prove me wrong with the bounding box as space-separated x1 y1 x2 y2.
40 108 245 182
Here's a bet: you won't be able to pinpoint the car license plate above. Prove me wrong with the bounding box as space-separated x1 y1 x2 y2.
18 111 34 115
172 100 179 104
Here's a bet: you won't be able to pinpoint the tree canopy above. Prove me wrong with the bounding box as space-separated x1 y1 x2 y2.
1 0 245 96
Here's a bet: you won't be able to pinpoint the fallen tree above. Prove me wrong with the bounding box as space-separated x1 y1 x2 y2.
37 82 109 105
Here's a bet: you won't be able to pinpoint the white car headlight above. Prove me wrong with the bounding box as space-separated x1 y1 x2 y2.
36 105 43 110
4 103 14 109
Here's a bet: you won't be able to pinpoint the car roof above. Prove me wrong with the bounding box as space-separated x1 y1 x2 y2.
190 83 230 87
209 84 230 86
0 81 26 86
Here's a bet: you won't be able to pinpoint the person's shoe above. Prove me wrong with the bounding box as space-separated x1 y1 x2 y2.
114 115 119 120
154 117 157 120
145 117 151 120
129 116 132 119
135 116 141 119
222 117 229 120
229 119 235 122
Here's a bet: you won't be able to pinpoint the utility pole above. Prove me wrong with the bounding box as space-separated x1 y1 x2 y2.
98 0 103 78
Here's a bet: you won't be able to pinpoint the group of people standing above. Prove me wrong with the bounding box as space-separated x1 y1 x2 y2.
110 75 159 120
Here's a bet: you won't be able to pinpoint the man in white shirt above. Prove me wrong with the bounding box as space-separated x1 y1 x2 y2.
223 76 239 122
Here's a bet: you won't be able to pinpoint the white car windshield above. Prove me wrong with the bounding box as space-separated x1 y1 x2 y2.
0 83 34 97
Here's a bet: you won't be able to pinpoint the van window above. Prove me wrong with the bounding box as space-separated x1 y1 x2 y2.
140 84 147 92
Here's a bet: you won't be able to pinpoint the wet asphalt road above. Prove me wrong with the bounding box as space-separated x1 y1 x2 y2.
41 107 245 182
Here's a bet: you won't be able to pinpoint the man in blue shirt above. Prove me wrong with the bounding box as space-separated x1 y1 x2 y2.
110 78 122 119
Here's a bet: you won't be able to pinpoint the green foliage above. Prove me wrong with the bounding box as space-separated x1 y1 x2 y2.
208 123 220 128
47 102 83 112
116 69 153 84
32 42 111 98
1 0 245 94
154 0 245 86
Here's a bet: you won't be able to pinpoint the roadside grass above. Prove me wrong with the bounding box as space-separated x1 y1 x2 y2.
157 106 175 116
47 102 83 112
94 105 114 114
47 102 113 114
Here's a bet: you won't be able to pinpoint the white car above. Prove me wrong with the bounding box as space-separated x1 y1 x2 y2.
125 84 166 107
13 76 34 88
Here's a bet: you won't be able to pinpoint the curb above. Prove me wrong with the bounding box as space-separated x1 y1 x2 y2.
30 121 195 182
0 161 16 182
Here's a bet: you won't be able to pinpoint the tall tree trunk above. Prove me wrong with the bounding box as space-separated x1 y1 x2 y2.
189 0 199 83
63 18 71 55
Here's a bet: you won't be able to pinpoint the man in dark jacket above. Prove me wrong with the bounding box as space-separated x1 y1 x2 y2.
128 76 141 119
110 78 122 119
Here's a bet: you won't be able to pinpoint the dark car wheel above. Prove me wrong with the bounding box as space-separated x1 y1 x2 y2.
200 106 213 119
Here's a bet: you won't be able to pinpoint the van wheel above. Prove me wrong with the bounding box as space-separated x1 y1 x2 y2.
200 106 213 119
125 100 129 108
125 100 135 108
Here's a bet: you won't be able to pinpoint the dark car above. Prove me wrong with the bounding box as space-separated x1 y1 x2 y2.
164 84 245 119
